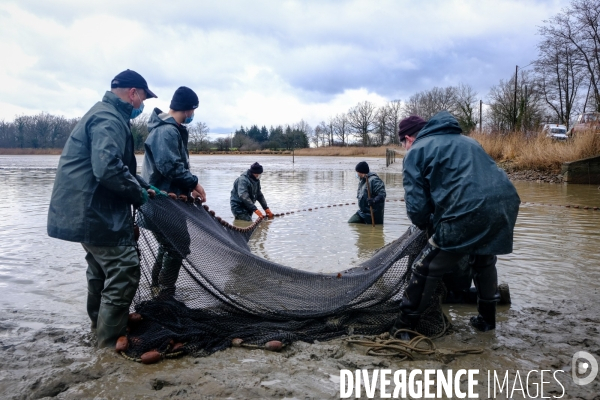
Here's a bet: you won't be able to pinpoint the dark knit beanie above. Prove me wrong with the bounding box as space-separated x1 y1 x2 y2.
355 161 369 174
170 86 199 111
398 115 427 141
250 162 263 174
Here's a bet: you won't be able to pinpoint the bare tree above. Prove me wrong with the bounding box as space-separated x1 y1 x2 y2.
403 87 456 119
333 113 351 146
372 106 389 146
453 83 479 133
347 101 376 146
188 121 210 152
541 0 600 113
386 100 402 145
487 70 544 132
318 118 335 146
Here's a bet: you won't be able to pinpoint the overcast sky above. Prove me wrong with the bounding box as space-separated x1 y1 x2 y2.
0 0 570 135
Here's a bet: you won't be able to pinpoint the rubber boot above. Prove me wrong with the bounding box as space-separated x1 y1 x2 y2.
96 303 130 348
470 298 496 332
392 271 441 340
390 312 421 340
158 252 182 297
87 280 104 330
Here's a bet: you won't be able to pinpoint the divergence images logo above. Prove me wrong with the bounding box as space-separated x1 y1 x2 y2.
572 351 598 386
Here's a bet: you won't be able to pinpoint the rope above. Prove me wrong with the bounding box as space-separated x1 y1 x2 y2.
345 330 483 362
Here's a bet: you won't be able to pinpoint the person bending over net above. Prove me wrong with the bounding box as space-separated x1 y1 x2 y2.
230 162 274 221
391 112 520 340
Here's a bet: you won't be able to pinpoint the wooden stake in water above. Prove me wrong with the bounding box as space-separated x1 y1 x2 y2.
365 175 375 227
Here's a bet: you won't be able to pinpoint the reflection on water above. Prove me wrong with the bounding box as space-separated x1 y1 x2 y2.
0 154 599 321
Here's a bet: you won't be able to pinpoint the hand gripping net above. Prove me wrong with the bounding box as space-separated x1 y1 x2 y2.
126 197 447 359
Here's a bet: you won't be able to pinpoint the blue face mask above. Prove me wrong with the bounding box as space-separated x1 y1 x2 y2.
184 112 194 125
130 90 144 119
355 172 360 180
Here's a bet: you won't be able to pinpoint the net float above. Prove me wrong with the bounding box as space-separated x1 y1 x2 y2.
209 210 216 216
337 273 342 278
264 340 283 352
115 336 128 352
128 313 142 325
171 342 184 352
203 205 210 211
168 192 177 199
232 338 244 347
141 350 162 364
216 216 222 222
178 195 188 202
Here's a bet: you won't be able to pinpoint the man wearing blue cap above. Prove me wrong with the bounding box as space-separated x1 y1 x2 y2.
48 69 158 348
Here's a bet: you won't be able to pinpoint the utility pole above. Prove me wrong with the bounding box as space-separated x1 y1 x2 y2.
513 65 518 131
479 99 483 133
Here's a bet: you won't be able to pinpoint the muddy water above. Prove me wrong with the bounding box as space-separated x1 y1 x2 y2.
1 154 600 399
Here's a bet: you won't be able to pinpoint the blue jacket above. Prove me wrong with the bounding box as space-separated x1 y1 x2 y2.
141 108 198 196
47 91 148 246
230 170 268 215
403 111 520 255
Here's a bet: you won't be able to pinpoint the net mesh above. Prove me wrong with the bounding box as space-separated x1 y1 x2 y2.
125 197 447 359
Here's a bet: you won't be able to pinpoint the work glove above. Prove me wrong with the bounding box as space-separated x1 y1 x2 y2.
149 185 167 197
265 209 274 219
136 187 149 207
254 210 264 219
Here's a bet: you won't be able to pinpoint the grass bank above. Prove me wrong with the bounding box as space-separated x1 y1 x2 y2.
0 148 63 155
471 130 600 173
292 146 399 157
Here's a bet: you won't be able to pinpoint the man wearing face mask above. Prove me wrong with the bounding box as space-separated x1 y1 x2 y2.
230 162 274 221
348 161 386 225
48 69 157 348
142 86 207 296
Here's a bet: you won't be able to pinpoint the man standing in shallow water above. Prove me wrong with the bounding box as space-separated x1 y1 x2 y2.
391 111 520 339
348 161 386 225
230 162 274 221
47 70 157 348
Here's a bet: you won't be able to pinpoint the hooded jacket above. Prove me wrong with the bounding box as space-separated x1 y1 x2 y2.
230 170 268 215
356 172 386 224
141 108 199 196
402 111 520 255
47 91 148 246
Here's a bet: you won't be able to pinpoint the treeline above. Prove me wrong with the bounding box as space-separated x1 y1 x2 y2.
2 0 598 150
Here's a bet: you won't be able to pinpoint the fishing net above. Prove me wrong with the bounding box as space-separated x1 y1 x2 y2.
124 197 449 360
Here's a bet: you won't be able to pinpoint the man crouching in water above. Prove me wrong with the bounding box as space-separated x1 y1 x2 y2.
391 112 520 340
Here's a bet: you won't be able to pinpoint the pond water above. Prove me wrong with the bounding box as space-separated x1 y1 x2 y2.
1 154 599 325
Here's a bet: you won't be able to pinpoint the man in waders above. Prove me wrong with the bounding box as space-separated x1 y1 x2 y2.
47 70 158 348
230 162 274 221
348 161 386 225
142 86 207 297
391 112 520 339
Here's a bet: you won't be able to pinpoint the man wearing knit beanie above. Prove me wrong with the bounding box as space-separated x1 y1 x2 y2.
348 161 386 224
230 162 274 221
141 86 206 297
390 111 520 340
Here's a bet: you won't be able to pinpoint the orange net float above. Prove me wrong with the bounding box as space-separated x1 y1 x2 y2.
115 336 128 352
140 350 162 364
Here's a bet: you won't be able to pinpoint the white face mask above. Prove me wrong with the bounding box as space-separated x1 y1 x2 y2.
255 174 262 180
355 172 360 180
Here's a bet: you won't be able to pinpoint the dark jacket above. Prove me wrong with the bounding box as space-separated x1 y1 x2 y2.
230 170 268 215
141 108 198 196
357 172 386 224
403 111 520 255
47 91 148 246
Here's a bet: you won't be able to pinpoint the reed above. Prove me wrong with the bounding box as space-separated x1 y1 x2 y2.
470 130 600 172
0 148 63 155
293 146 399 157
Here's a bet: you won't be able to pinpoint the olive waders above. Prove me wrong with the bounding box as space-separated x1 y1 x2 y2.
83 244 140 348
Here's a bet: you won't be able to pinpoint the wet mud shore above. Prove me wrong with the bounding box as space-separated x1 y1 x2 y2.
1 297 599 399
